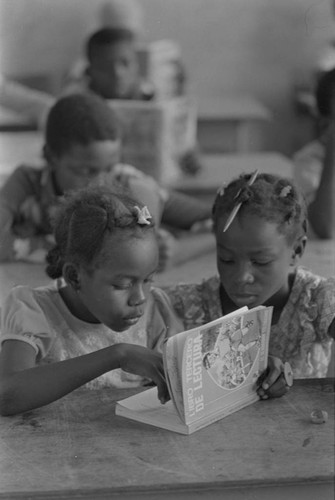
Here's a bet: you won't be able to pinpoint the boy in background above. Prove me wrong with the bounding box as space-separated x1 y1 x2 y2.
64 27 200 176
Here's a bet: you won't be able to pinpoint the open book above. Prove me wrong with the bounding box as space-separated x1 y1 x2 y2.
116 305 273 434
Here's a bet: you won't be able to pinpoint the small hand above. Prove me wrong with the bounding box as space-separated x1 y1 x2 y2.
19 196 42 227
119 344 170 404
257 356 293 400
110 164 145 185
191 218 212 233
179 150 202 176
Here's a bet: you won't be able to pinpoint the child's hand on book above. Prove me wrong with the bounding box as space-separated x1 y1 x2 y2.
118 344 170 404
257 356 292 400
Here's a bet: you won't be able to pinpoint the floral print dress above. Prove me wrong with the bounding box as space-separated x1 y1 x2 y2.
165 267 335 379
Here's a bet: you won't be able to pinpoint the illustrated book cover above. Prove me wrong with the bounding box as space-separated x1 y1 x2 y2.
115 305 273 434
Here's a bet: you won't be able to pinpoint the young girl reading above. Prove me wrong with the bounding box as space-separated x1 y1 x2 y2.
0 187 184 416
166 173 335 395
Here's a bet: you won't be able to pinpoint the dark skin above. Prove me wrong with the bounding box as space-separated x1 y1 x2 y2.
215 212 335 399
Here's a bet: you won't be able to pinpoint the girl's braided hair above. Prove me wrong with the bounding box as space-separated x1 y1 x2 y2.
46 186 155 279
212 173 308 242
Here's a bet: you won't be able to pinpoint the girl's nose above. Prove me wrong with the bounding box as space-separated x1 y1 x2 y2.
235 263 255 284
129 284 146 307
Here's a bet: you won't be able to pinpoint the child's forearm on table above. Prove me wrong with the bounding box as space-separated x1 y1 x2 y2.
0 344 125 416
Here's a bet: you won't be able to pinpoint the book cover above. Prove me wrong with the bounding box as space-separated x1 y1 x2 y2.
115 305 273 434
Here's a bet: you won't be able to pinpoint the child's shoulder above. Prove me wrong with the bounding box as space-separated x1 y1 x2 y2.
163 275 220 302
2 280 61 311
1 163 46 192
0 281 62 345
292 267 335 313
294 266 334 288
161 276 221 328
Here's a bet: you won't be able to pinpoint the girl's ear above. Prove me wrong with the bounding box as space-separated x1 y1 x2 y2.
62 262 81 290
290 235 307 265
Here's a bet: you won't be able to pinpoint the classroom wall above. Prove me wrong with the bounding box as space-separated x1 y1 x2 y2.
0 0 334 154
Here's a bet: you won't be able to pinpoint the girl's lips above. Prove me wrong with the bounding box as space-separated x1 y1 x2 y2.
123 315 142 326
231 294 258 306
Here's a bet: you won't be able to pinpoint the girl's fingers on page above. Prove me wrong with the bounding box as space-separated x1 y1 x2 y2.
156 378 170 404
261 356 284 390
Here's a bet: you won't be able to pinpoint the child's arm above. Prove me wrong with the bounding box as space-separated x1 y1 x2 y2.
0 204 54 263
328 318 335 340
0 75 54 129
162 190 212 230
0 167 54 262
308 120 335 239
0 340 169 416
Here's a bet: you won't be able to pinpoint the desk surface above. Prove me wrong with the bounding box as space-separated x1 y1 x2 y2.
0 379 333 500
0 106 36 132
0 239 333 306
0 133 291 191
168 152 294 195
197 96 271 121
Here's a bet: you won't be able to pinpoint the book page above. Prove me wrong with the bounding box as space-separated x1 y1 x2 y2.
180 307 272 425
115 387 188 434
163 331 189 419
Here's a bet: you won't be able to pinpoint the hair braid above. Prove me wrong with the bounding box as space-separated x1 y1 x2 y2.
212 173 307 241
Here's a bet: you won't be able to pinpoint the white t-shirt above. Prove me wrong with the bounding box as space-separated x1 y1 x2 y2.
0 279 183 389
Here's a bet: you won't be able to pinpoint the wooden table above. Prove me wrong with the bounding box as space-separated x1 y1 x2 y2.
0 379 333 499
197 96 271 153
0 106 37 132
0 239 333 307
167 152 294 203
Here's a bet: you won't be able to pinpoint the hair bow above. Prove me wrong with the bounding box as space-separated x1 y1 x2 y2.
134 205 152 225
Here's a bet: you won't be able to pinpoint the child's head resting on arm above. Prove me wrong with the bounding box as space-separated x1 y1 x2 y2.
212 173 308 314
44 93 121 194
46 186 158 331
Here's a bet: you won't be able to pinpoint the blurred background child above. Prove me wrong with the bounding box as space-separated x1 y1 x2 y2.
64 26 201 176
293 68 335 239
0 93 211 265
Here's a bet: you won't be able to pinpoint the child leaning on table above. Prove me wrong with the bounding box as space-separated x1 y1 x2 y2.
293 68 335 239
165 173 335 395
0 187 184 416
0 93 211 266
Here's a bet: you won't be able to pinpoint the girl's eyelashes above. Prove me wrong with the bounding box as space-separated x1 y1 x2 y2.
144 273 156 284
112 282 132 290
219 259 234 265
219 257 273 266
112 274 156 290
252 260 273 266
